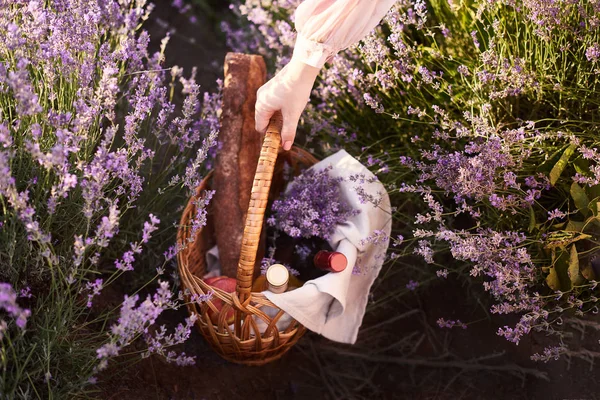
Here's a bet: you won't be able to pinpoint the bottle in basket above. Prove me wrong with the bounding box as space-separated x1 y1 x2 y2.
252 264 302 293
266 264 289 293
313 250 347 273
293 236 347 281
269 232 348 282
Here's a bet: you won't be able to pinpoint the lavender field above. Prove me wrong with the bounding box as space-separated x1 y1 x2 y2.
1 0 600 399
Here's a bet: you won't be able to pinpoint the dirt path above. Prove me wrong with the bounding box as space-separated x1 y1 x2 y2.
145 0 227 93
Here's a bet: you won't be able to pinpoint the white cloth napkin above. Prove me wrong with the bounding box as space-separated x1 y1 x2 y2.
204 150 391 344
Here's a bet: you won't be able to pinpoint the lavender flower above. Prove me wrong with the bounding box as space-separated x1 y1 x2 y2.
586 45 600 62
547 209 567 220
19 287 32 298
269 166 359 240
96 281 195 371
437 318 467 329
436 269 449 278
85 279 104 308
414 240 434 264
360 230 390 247
530 346 565 362
190 292 213 304
141 214 160 244
0 282 31 335
457 65 470 76
471 31 480 49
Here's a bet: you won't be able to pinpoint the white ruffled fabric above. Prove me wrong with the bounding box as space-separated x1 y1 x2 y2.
204 150 391 344
293 0 397 68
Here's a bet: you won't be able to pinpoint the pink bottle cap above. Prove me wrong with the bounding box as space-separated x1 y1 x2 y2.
314 251 347 273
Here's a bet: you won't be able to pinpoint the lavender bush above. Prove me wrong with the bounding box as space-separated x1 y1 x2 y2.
0 0 219 396
227 0 600 360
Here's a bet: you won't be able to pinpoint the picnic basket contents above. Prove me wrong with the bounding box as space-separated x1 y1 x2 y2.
178 112 321 365
177 53 391 366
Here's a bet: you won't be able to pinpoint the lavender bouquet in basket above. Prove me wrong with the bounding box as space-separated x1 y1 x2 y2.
263 165 360 282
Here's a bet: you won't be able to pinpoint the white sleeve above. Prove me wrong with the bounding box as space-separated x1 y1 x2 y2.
292 0 396 68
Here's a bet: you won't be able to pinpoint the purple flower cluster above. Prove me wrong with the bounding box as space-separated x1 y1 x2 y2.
221 0 300 66
436 318 467 329
96 281 197 370
268 166 359 240
417 136 520 203
530 345 566 362
0 282 31 338
436 269 449 278
85 279 104 308
171 0 191 14
0 1 222 277
572 143 600 186
586 45 600 62
409 190 543 344
437 228 535 306
114 213 161 272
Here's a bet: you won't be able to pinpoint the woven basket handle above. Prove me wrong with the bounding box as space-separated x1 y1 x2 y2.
236 111 283 304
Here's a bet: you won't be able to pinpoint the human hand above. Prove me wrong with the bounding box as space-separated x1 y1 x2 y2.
255 58 320 151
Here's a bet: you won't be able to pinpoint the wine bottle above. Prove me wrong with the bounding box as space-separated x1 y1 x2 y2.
271 231 297 267
292 236 349 281
313 250 347 273
252 264 303 293
265 264 289 293
270 231 348 282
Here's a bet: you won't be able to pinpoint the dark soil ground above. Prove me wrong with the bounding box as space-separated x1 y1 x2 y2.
98 265 600 400
147 0 227 94
98 2 600 399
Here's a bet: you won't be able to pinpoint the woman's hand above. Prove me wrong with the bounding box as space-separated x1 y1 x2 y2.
255 58 320 150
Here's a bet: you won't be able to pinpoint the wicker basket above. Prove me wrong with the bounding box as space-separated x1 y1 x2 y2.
177 113 319 365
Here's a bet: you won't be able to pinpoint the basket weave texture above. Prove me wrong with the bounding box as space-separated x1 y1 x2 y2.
177 113 319 365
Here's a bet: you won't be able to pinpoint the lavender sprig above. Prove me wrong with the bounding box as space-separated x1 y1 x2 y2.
268 166 359 240
0 283 31 338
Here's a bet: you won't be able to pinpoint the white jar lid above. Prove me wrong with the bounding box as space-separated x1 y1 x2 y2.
266 264 289 287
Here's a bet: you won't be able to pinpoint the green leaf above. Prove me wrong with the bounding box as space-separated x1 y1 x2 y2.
565 220 585 232
528 206 536 233
573 157 590 175
549 144 576 186
589 201 600 225
589 184 600 202
544 231 591 249
546 266 561 291
539 145 571 175
582 263 597 281
571 182 590 217
568 245 586 286
551 221 567 230
548 249 572 291
589 201 599 217
592 212 600 230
